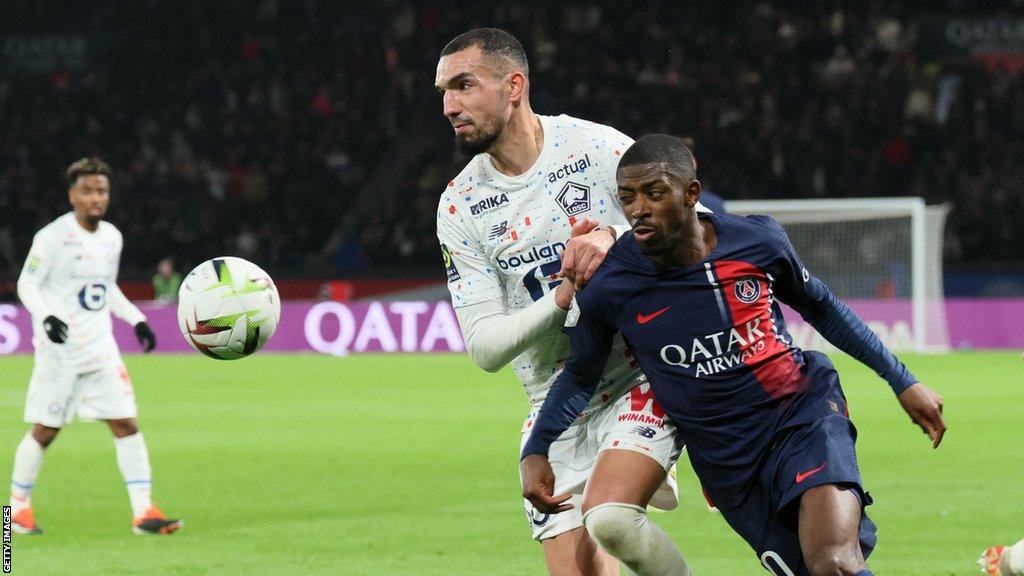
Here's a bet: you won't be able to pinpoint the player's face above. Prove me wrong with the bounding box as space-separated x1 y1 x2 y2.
435 47 512 155
69 174 111 224
617 163 700 257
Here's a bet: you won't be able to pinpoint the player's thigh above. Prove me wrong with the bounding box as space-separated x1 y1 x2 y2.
582 450 666 512
541 526 618 576
770 415 876 557
797 484 866 572
754 416 877 575
23 355 78 427
78 362 137 421
583 386 682 512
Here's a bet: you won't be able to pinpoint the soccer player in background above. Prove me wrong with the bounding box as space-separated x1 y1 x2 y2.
521 135 947 575
981 539 1024 576
10 157 182 536
435 29 692 576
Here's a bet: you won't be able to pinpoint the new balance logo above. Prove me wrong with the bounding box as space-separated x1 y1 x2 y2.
489 221 509 240
628 426 657 439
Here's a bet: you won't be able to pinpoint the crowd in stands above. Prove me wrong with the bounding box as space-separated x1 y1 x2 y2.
0 1 1020 295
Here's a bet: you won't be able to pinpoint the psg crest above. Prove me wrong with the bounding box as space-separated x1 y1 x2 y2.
734 276 761 304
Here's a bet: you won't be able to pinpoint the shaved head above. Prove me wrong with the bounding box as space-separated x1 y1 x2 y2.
440 27 529 78
619 134 697 182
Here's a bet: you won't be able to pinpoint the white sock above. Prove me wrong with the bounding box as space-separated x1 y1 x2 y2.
1003 539 1024 576
114 433 153 517
583 502 692 576
10 431 45 513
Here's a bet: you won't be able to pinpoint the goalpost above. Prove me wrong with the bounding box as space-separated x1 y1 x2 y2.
724 197 951 353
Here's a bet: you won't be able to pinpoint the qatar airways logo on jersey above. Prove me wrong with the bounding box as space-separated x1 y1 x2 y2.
470 193 510 216
496 242 565 270
658 318 768 377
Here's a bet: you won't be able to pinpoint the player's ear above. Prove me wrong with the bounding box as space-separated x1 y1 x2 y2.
508 71 527 105
686 179 702 207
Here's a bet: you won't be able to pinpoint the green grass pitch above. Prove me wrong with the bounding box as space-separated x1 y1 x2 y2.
0 352 1021 575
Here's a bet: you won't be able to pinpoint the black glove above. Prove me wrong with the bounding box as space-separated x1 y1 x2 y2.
134 321 156 353
42 315 68 344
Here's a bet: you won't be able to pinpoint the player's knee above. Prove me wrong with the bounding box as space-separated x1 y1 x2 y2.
804 549 864 576
581 503 644 560
107 418 139 437
31 425 59 448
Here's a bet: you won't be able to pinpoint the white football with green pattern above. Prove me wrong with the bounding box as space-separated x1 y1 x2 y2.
177 257 281 360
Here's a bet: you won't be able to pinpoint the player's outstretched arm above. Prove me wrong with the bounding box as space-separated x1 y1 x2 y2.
797 291 947 447
768 217 947 447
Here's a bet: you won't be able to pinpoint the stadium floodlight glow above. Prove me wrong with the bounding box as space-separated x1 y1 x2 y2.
725 197 950 353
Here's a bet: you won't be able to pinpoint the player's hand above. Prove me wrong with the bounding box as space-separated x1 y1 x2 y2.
42 315 68 344
134 321 156 353
560 218 614 290
554 276 575 311
898 383 946 448
521 454 574 514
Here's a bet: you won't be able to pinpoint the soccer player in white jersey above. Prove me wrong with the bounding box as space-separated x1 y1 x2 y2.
435 29 692 576
981 539 1024 576
9 157 182 536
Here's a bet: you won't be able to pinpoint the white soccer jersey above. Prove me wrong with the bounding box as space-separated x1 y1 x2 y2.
437 114 642 410
17 212 145 371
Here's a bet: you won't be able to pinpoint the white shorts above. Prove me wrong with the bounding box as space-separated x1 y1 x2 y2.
23 354 137 428
519 382 683 541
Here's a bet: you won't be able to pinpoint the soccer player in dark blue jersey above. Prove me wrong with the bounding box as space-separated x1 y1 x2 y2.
520 134 947 576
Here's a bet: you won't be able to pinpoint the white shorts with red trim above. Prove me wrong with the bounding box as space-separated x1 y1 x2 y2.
519 382 683 541
24 351 137 427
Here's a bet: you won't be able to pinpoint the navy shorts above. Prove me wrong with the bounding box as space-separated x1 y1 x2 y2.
717 412 877 575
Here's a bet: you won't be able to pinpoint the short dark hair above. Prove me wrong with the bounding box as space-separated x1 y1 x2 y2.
66 157 111 187
441 28 529 77
618 134 697 181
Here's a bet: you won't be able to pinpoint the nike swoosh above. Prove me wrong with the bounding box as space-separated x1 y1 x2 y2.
795 461 828 483
636 306 671 324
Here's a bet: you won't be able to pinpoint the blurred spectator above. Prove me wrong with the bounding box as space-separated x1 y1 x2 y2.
152 257 182 303
0 1 1019 281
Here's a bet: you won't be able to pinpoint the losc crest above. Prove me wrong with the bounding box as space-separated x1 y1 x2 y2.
556 182 590 217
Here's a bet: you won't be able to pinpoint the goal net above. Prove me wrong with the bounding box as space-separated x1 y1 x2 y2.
724 197 950 353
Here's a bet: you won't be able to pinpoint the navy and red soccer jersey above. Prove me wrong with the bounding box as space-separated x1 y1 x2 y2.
524 211 918 511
